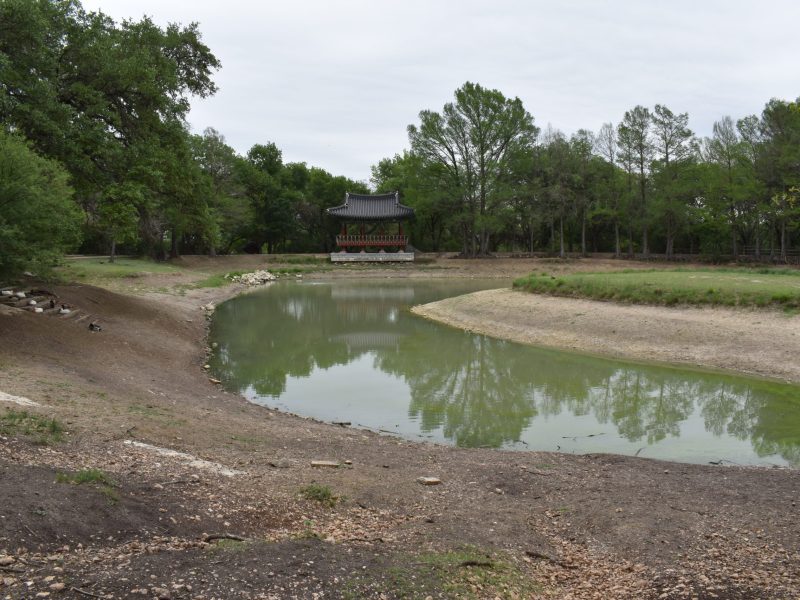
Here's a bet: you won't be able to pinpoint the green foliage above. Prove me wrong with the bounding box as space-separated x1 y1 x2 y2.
56 468 119 505
57 257 180 281
56 468 116 486
0 131 82 277
514 268 800 309
0 409 64 444
0 0 221 259
408 82 538 256
299 483 338 507
342 547 539 600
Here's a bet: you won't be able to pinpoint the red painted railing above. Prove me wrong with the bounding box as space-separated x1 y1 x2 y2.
335 234 408 248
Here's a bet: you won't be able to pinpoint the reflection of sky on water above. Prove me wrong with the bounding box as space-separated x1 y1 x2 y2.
210 280 800 467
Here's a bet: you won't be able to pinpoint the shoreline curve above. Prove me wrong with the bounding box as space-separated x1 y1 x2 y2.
411 288 800 384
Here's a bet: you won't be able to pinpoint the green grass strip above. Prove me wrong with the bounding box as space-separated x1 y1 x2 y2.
513 268 800 309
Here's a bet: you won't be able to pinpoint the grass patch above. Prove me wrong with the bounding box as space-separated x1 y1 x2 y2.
186 270 249 289
0 410 64 444
56 468 116 486
342 546 539 599
56 468 119 505
514 268 800 309
57 257 181 281
299 483 339 507
263 255 327 265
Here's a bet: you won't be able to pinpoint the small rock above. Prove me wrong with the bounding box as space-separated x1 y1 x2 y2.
33 307 43 313
152 587 170 599
28 299 37 306
311 460 340 468
268 459 293 469
344 460 353 465
208 378 221 384
49 583 65 592
0 290 12 296
152 483 164 490
15 291 26 298
417 477 441 486
0 556 14 566
203 364 210 370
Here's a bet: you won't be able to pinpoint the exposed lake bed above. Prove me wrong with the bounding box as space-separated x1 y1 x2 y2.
2 256 798 599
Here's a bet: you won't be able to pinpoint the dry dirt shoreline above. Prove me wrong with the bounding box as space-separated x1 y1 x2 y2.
412 288 800 384
0 256 798 599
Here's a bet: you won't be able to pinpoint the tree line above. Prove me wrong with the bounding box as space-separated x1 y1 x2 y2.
0 0 366 276
2 1 799 278
376 83 800 260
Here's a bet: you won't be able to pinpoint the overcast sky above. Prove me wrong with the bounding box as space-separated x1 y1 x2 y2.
81 0 800 184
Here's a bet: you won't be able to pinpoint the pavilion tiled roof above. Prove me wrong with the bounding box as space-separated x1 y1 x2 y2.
326 192 414 222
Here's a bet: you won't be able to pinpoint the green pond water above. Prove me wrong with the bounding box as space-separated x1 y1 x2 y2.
209 279 800 466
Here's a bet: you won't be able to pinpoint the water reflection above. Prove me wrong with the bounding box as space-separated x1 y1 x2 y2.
209 281 800 466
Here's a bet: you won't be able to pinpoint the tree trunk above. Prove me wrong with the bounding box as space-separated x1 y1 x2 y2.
614 220 621 258
170 227 179 259
529 222 534 254
642 226 649 258
780 219 787 263
109 238 116 263
754 212 761 259
580 212 587 256
559 216 565 258
627 221 634 258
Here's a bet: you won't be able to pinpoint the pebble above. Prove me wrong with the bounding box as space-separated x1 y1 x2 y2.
417 477 442 486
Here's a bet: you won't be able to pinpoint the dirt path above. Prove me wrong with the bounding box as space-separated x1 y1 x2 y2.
412 288 800 383
0 257 798 599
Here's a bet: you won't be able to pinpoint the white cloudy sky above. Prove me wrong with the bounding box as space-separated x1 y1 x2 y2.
82 0 800 184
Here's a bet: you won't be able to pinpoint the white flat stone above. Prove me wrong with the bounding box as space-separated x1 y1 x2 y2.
123 440 242 477
417 477 442 486
0 392 40 407
311 460 340 468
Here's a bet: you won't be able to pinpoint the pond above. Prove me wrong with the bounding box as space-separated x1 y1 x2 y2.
209 279 800 467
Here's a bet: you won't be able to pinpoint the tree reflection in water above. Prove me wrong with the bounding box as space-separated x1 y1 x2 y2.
209 281 800 465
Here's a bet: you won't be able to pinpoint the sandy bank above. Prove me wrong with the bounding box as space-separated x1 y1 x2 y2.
412 288 800 383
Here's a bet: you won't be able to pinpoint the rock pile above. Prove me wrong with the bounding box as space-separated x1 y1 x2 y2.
228 270 277 286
